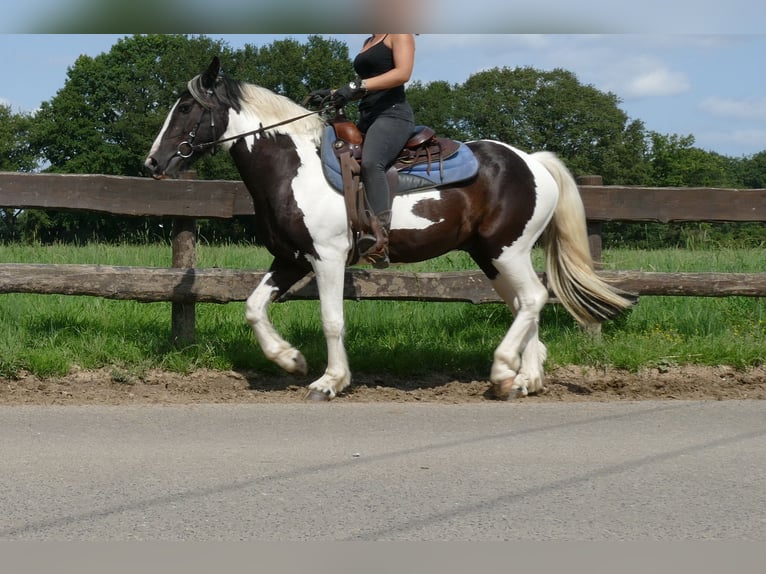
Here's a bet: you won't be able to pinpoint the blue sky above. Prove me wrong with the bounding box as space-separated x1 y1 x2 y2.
1 33 765 158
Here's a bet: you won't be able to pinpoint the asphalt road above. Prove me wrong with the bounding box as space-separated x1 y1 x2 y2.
2 401 765 541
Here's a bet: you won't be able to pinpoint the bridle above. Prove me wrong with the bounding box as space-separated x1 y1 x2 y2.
175 108 213 159
175 74 328 159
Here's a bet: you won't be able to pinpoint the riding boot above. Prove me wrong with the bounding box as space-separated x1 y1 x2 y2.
358 210 391 269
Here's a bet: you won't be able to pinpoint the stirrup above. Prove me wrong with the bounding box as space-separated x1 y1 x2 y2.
357 209 391 267
365 248 390 269
357 232 377 256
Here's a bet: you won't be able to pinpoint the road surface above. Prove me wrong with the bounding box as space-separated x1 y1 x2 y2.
2 401 765 540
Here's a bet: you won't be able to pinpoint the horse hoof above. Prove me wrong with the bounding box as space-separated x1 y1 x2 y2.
279 350 307 376
492 379 524 401
305 388 332 402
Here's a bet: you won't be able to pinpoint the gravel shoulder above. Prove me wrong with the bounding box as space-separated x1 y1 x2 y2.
2 364 765 405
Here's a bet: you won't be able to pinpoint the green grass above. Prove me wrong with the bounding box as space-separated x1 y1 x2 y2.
1 242 764 379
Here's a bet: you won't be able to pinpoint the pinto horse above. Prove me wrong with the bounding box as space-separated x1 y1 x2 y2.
145 57 635 401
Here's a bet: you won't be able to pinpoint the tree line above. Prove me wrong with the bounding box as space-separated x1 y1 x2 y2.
2 34 764 247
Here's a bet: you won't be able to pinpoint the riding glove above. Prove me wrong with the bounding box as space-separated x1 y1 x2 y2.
331 79 367 107
304 88 332 107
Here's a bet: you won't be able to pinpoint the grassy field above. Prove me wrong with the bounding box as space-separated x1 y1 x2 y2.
0 242 764 379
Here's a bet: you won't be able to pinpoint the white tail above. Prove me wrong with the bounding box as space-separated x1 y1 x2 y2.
534 151 636 325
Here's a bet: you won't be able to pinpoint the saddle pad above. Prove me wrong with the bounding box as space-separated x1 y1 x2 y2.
320 126 479 194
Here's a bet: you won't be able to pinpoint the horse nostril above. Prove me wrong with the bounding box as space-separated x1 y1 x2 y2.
144 157 166 180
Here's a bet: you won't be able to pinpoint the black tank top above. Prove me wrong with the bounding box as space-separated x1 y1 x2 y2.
353 36 407 117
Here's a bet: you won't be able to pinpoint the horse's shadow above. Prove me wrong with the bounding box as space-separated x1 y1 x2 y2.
235 370 310 393
560 381 593 395
233 367 500 399
235 369 474 393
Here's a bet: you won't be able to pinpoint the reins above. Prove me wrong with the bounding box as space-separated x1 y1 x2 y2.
190 109 325 153
178 73 331 158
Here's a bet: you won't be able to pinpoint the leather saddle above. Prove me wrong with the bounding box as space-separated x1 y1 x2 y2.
320 112 479 248
319 110 479 265
329 114 463 185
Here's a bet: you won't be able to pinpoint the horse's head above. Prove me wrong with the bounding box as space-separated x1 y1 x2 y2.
144 56 237 179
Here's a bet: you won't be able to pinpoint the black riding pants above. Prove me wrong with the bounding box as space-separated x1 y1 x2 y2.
359 103 415 215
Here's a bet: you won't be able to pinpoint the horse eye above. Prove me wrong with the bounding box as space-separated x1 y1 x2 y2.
179 103 192 114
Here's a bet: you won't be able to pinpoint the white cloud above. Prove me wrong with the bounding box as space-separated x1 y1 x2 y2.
520 37 693 101
624 67 690 98
700 96 766 121
611 56 691 99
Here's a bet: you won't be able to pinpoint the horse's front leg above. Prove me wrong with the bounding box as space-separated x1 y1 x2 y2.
304 256 351 401
245 259 310 376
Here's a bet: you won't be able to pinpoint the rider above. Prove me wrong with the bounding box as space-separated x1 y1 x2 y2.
311 34 416 269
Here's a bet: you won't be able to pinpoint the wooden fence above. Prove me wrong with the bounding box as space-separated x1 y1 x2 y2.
1 172 765 344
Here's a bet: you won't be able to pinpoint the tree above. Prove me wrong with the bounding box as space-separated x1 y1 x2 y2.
29 34 234 177
740 150 766 188
645 132 741 188
604 133 757 249
22 35 237 242
16 35 759 246
450 67 649 184
22 34 355 242
0 104 39 241
29 34 354 181
231 35 353 103
406 80 464 140
0 104 37 172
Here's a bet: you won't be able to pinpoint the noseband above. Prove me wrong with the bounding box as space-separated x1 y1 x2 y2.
176 74 327 159
176 75 219 158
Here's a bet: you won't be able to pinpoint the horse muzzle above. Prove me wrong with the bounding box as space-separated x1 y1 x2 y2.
144 155 181 180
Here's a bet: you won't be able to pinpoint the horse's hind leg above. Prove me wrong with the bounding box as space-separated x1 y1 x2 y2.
245 258 310 376
488 251 549 400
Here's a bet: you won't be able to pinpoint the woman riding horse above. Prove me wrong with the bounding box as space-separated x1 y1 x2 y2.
144 56 636 401
309 34 416 269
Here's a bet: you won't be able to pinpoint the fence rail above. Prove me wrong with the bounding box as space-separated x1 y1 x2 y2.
1 264 765 303
1 172 765 343
3 171 765 220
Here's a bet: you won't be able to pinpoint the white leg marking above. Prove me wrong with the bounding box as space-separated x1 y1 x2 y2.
305 256 351 398
490 251 549 398
482 141 562 397
245 272 307 375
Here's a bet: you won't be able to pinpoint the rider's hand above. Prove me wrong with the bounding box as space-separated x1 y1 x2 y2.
331 79 367 107
304 88 332 107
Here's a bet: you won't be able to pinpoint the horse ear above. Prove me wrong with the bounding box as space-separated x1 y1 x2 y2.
201 56 221 90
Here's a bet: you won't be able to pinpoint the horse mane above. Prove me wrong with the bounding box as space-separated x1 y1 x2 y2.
236 81 325 145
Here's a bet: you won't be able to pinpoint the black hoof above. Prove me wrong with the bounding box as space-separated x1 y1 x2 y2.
305 389 332 402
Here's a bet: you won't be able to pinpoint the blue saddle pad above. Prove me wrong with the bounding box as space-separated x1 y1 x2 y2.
320 126 479 194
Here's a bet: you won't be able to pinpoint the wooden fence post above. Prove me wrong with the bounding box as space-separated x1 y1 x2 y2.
171 217 196 346
171 172 198 346
576 175 604 269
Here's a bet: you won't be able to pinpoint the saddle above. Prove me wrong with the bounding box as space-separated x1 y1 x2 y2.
330 113 461 179
323 110 478 259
